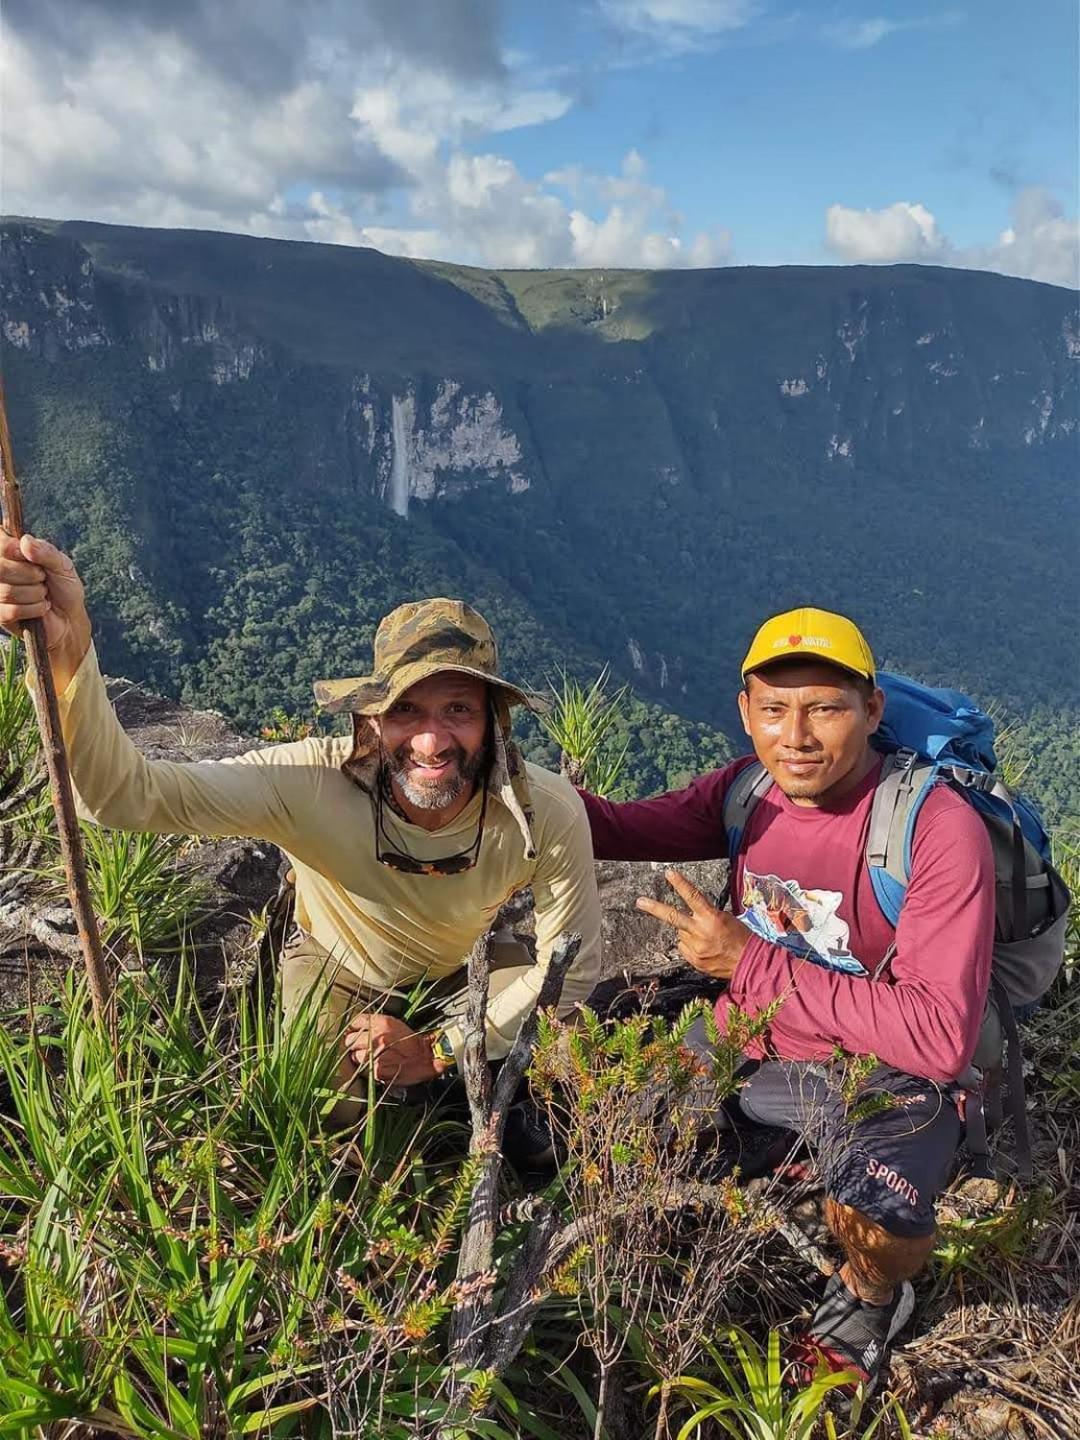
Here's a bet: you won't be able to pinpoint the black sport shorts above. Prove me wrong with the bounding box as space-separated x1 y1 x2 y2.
736 1059 962 1238
675 1020 962 1238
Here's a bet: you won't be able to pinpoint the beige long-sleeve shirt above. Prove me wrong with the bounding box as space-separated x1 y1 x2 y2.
53 645 602 1062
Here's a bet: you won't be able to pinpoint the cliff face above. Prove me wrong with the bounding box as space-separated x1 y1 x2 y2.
1 217 1077 794
1 223 543 512
4 220 1075 503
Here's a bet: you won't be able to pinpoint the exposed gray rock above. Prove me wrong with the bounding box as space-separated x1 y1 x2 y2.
595 857 728 981
105 675 256 761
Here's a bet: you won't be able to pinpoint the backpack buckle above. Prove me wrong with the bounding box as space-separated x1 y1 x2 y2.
947 765 995 792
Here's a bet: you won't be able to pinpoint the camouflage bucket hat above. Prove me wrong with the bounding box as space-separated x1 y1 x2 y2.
316 599 545 861
313 598 550 717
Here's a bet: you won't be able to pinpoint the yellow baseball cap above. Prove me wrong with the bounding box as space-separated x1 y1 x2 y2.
741 607 876 682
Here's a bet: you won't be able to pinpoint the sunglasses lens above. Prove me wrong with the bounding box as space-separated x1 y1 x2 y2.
380 850 424 874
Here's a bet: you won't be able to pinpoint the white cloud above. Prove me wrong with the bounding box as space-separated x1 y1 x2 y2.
1 7 732 271
1 28 402 233
825 201 948 263
967 188 1079 290
598 0 758 56
395 147 730 269
298 193 443 257
601 0 757 34
569 207 730 268
549 150 732 268
825 18 900 50
824 189 1078 288
823 12 963 50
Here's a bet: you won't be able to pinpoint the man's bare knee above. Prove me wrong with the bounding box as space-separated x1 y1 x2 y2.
825 1197 935 1304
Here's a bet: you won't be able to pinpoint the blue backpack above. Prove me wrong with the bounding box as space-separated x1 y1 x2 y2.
721 672 1071 1180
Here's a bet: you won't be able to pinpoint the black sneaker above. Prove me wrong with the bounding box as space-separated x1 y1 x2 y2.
792 1271 915 1392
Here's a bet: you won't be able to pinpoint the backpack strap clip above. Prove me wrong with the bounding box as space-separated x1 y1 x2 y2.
946 766 996 793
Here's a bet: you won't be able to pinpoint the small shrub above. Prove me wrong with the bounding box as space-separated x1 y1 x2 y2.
260 706 316 743
529 999 787 1440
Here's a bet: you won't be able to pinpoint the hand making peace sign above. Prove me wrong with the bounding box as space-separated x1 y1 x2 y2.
635 868 751 980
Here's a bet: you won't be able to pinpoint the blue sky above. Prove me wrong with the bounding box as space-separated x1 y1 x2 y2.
3 0 1077 282
506 1 1077 259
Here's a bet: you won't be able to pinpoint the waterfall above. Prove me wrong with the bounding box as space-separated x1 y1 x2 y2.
389 395 410 518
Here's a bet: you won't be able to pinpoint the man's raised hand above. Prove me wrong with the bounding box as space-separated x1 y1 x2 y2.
0 529 92 688
636 868 750 980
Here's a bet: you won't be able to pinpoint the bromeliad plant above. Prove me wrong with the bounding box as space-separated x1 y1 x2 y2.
80 824 214 956
0 963 512 1439
659 1327 908 1440
542 668 629 797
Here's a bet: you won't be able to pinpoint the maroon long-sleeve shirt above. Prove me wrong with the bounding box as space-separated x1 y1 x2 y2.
582 756 995 1083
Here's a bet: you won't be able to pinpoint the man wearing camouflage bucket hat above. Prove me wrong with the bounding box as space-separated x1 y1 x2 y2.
305 597 602 1106
1 530 602 1128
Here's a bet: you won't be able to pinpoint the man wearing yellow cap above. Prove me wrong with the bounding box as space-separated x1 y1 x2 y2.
583 607 994 1391
0 527 602 1134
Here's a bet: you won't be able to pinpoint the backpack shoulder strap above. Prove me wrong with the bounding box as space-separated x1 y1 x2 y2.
721 760 774 865
719 760 773 911
866 751 938 929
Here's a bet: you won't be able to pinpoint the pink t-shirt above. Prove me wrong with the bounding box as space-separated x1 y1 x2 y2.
583 757 995 1083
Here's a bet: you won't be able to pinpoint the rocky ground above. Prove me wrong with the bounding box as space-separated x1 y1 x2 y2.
2 676 1076 1438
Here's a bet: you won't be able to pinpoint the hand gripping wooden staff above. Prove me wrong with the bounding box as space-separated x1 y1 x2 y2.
0 381 112 1026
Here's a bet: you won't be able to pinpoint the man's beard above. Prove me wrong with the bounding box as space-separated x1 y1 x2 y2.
775 775 826 801
389 741 488 811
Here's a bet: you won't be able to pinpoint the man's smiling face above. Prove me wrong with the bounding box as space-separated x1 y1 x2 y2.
373 672 490 814
738 661 885 806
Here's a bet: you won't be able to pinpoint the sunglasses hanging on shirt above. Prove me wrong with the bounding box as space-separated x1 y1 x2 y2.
373 776 489 876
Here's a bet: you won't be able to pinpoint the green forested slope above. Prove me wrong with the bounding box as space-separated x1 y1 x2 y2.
2 218 1076 810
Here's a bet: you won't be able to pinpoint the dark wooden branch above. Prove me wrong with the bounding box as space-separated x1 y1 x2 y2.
0 383 111 1029
460 928 495 1147
449 929 582 1372
449 927 498 1364
490 930 581 1127
487 1206 590 1376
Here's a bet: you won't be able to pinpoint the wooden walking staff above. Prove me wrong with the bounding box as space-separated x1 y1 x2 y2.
0 381 113 1026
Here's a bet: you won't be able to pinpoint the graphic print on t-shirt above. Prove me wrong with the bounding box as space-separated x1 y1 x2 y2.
740 869 869 976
